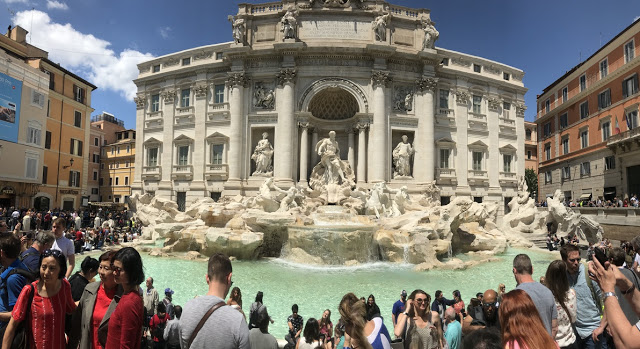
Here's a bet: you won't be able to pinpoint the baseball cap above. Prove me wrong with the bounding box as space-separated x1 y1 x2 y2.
401 290 407 297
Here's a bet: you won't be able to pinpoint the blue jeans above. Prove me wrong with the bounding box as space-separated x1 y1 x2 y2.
579 333 608 349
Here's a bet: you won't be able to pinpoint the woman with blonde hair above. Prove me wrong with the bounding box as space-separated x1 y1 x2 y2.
499 289 559 349
339 293 392 349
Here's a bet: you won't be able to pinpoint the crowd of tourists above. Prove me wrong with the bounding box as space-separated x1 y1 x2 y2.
536 194 640 208
0 215 640 348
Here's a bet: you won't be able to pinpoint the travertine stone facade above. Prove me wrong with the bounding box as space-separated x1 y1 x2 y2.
132 0 527 214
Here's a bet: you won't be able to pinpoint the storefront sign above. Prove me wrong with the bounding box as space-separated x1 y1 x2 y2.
1 186 15 195
60 189 79 195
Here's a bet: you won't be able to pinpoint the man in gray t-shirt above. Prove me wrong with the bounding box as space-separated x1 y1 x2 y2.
512 254 558 337
180 254 249 349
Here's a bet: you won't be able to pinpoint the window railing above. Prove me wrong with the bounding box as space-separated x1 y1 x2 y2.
468 170 488 177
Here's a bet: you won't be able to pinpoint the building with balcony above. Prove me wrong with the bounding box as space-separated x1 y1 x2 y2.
524 121 538 173
536 18 640 202
133 1 527 214
100 129 135 203
88 121 105 202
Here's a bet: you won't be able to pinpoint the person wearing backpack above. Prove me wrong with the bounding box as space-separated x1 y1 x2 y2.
0 234 35 335
150 302 170 349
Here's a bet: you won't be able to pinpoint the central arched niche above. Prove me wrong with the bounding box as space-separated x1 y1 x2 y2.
308 87 359 120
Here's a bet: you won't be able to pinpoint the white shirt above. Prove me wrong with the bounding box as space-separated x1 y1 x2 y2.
52 235 74 259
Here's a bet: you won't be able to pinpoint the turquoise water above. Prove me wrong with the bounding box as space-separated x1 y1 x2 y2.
114 247 559 339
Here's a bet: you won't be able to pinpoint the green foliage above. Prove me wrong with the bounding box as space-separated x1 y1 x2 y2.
524 168 538 199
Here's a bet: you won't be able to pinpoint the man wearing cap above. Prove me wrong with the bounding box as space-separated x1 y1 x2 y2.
391 290 407 329
163 287 175 319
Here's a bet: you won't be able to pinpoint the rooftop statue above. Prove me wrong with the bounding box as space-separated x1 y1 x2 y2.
228 15 245 45
281 6 299 40
372 13 390 42
422 19 439 50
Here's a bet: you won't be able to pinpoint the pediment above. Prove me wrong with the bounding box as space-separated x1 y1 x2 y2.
436 137 455 144
174 134 193 143
143 137 162 145
468 140 488 148
206 132 229 142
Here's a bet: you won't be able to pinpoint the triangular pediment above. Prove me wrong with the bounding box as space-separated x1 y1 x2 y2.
468 140 488 148
205 132 229 141
143 137 162 145
436 137 455 144
173 134 193 143
499 144 517 151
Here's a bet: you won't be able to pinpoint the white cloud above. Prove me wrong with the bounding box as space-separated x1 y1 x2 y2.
46 1 68 10
635 16 640 23
159 26 171 39
4 0 28 4
13 10 154 100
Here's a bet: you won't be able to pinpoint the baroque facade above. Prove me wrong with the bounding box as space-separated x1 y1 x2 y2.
133 0 527 214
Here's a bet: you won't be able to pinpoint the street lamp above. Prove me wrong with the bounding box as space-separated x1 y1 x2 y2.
63 158 74 169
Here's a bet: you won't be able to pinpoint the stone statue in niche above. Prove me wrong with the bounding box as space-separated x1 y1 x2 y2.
251 132 274 176
228 15 245 44
393 87 413 111
280 6 299 40
254 84 275 109
372 13 390 42
316 131 347 185
422 19 439 50
392 135 414 178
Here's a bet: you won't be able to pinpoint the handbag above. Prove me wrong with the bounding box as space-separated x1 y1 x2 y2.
187 301 225 348
11 284 35 349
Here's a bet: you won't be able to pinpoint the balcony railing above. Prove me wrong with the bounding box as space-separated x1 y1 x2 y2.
436 168 457 184
469 170 488 178
141 166 161 180
205 164 229 180
608 127 640 145
172 165 193 180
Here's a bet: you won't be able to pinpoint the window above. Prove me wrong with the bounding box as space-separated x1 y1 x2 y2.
543 122 551 137
622 74 639 98
598 89 611 110
214 85 225 104
527 150 532 159
545 171 552 184
46 99 50 117
441 58 449 66
182 58 191 66
526 129 532 140
627 110 639 129
180 88 190 108
43 70 55 90
473 64 481 73
474 197 483 203
92 154 100 163
625 40 635 63
69 170 81 187
74 111 82 127
560 113 568 129
94 137 98 146
27 124 41 146
580 75 587 91
117 147 120 154
31 90 45 108
110 147 114 155
151 94 160 112
25 156 37 179
147 147 158 167
91 188 98 195
73 85 85 104
439 89 449 109
580 101 589 119
503 154 512 173
109 177 113 186
115 177 119 186
210 144 224 165
545 143 551 160
602 121 611 141
562 87 568 102
178 145 189 165
116 161 120 169
42 166 47 184
581 129 589 149
605 156 616 170
503 72 510 81
600 59 608 79
70 139 83 156
125 161 129 167
126 145 130 153
562 137 569 155
117 133 122 140
545 99 550 113
93 171 98 180
562 166 570 180
152 64 160 73
472 95 482 114
503 102 511 118
125 177 129 185
100 163 104 170
472 151 483 171
440 148 450 168
216 52 223 60
580 162 591 176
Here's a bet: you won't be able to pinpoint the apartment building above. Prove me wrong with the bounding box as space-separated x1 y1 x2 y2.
88 121 105 202
100 129 135 203
524 121 538 173
536 18 640 202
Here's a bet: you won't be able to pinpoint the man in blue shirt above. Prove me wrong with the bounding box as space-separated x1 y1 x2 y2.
19 231 55 274
444 307 461 349
431 290 455 325
0 235 30 331
391 289 407 328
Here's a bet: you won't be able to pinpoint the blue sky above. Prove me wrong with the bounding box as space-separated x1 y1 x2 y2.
1 0 639 128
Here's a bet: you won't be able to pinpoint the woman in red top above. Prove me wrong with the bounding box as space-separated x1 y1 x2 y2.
2 249 76 349
105 247 144 349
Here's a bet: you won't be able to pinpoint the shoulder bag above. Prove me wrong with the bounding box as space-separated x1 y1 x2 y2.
187 301 225 349
11 283 35 349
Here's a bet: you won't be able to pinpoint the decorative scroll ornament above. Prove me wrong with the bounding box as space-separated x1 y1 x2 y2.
298 121 310 129
193 51 213 61
371 70 391 88
455 90 469 105
226 72 249 88
164 58 179 67
133 95 146 109
487 97 501 111
161 90 176 104
355 121 370 130
194 85 208 98
415 77 438 92
516 103 527 116
276 68 297 86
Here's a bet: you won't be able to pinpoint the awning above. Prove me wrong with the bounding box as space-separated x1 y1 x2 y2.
88 202 127 208
579 194 592 200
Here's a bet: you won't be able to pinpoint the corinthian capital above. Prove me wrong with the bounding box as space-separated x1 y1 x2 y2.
276 68 297 86
226 72 249 88
415 77 438 92
371 70 391 88
133 95 146 109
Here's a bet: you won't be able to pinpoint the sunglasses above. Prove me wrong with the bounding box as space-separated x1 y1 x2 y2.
483 301 497 308
42 249 62 258
414 298 427 304
568 258 581 263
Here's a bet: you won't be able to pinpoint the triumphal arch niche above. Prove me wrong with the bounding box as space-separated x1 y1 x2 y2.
133 0 527 207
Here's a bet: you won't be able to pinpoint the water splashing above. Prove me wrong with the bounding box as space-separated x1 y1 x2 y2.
447 242 453 259
403 244 409 264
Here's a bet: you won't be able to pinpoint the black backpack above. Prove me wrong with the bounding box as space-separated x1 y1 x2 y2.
152 317 167 341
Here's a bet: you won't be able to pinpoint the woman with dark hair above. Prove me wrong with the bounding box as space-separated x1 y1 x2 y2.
499 289 559 349
366 294 381 321
545 260 577 349
227 286 245 319
105 247 145 349
318 309 333 349
2 249 76 349
69 249 122 349
69 256 100 301
297 318 322 349
394 289 441 349
249 291 273 329
339 293 391 349
452 290 464 316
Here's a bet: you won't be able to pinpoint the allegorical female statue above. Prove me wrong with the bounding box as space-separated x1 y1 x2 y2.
372 13 390 42
251 132 274 176
392 135 414 178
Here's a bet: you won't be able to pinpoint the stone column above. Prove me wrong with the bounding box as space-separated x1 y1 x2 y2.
370 70 390 183
311 127 319 165
299 122 309 184
192 81 208 190
159 87 176 189
226 72 248 182
347 127 355 171
274 68 297 185
356 122 368 184
414 77 438 182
